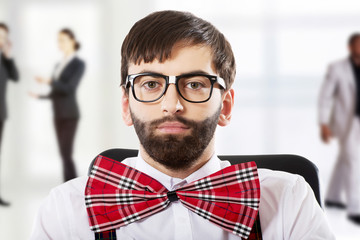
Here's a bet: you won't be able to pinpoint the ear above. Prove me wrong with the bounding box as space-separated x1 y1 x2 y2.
121 88 133 126
218 88 234 127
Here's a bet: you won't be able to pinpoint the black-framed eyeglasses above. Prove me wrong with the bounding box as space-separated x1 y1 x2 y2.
122 72 226 103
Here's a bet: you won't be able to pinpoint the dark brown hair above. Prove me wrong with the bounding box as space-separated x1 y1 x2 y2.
121 10 236 91
60 28 80 51
0 22 9 33
349 32 360 46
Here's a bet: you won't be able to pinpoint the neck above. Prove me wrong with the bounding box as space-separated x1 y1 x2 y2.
139 138 216 179
64 49 75 58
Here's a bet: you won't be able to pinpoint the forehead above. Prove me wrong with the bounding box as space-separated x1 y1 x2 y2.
353 37 360 44
128 44 216 75
58 33 71 39
0 28 7 36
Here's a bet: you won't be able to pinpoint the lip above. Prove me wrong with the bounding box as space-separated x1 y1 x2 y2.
156 121 190 134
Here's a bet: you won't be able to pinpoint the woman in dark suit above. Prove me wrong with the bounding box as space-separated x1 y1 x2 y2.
0 22 19 206
30 28 85 182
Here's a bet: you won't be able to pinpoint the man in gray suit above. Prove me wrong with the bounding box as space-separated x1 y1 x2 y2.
0 22 19 206
319 33 360 225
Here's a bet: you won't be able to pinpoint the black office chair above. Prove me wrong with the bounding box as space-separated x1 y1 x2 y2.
89 148 322 207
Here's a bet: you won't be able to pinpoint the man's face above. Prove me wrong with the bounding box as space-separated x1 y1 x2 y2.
122 44 233 170
350 38 360 57
0 28 8 49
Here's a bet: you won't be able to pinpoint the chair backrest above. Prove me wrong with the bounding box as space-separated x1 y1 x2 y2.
89 148 322 207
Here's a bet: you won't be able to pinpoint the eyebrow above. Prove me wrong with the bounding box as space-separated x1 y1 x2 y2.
135 69 212 76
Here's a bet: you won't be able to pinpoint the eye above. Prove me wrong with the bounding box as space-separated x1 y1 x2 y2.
144 81 158 89
186 81 204 90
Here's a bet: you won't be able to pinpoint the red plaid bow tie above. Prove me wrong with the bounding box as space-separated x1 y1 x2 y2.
85 155 260 239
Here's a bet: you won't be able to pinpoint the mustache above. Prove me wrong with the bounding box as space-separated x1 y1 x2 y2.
149 115 197 129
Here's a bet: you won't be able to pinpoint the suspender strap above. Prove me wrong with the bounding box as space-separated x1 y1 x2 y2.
246 213 263 240
94 229 117 240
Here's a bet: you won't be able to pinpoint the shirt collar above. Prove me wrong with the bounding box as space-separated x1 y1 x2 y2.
134 153 226 191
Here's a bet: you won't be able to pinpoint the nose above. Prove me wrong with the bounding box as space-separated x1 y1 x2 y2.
161 84 184 115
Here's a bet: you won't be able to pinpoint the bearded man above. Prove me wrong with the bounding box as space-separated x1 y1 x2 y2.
31 11 334 240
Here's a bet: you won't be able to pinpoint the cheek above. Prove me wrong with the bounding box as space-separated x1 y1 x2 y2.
65 41 72 49
183 94 222 120
128 97 161 121
207 90 223 110
184 103 212 119
128 90 222 122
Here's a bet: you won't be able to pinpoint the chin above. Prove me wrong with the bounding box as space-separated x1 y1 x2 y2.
155 130 191 137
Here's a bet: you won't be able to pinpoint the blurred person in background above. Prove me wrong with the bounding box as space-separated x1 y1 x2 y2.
0 22 19 206
30 28 85 182
318 33 360 225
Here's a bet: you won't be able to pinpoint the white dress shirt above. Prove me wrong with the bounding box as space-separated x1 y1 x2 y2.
30 155 335 240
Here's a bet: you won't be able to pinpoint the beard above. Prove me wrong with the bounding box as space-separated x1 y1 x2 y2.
130 107 221 171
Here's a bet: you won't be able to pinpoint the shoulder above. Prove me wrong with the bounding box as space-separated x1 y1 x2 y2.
257 168 311 221
257 167 316 203
46 176 88 204
258 168 306 198
328 57 350 70
69 57 85 69
31 176 90 239
258 168 302 185
257 169 335 239
1 55 15 64
75 57 85 65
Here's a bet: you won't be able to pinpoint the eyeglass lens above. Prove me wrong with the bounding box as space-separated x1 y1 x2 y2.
133 75 213 102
